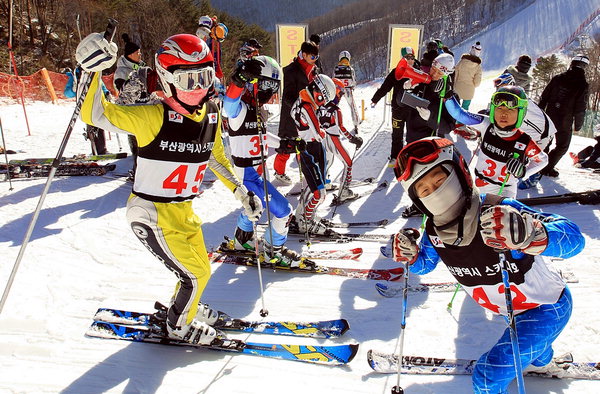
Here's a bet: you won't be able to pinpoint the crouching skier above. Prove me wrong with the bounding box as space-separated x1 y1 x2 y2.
76 33 262 344
391 137 584 393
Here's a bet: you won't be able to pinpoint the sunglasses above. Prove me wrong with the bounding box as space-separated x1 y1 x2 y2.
394 138 453 181
491 91 526 109
404 55 415 60
171 66 215 91
309 54 319 60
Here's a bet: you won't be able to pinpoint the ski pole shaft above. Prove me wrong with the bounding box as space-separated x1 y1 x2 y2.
0 117 13 190
0 18 118 315
249 191 268 318
496 162 526 393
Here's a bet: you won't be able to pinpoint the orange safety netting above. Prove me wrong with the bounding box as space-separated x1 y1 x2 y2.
0 69 117 101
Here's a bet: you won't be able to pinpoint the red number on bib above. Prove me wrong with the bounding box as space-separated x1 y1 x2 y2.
472 287 500 313
498 284 539 310
482 159 496 177
249 135 267 156
163 165 188 194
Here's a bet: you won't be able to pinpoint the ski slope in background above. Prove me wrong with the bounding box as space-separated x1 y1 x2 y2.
1 68 600 393
452 0 600 71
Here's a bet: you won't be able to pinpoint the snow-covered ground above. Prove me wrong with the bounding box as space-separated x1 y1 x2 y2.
1 69 599 393
452 0 600 72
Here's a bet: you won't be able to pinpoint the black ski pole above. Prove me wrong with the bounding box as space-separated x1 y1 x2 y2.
0 116 13 190
0 18 118 315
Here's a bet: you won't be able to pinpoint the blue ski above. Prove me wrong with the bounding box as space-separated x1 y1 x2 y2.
87 321 358 365
93 305 349 339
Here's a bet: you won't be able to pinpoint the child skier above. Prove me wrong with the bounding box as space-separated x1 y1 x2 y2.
76 33 262 345
221 55 302 266
318 78 363 203
446 85 547 198
392 136 584 393
289 74 337 235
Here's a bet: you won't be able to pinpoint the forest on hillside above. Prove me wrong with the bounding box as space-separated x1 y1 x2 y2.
0 0 274 79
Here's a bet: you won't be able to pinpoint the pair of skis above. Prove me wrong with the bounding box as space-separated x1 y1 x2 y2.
87 302 357 365
210 248 404 282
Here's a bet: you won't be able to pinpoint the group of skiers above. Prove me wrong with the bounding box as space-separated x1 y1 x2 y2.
73 21 589 393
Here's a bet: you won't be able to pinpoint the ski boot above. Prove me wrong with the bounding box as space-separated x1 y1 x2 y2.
518 172 542 190
263 243 303 268
334 187 358 203
273 172 292 185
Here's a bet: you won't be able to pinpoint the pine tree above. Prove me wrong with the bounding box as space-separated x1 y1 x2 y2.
531 54 566 100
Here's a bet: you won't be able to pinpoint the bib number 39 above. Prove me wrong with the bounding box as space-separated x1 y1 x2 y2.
162 163 207 194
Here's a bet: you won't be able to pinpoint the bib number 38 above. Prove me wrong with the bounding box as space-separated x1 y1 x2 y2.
162 163 207 194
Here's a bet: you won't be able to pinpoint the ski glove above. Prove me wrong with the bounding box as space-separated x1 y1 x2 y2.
234 186 263 222
349 135 363 149
231 58 263 87
506 156 527 179
76 33 118 72
392 228 420 263
416 106 431 121
480 205 548 254
453 124 480 141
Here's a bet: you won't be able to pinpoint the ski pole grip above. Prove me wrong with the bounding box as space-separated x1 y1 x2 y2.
247 191 256 211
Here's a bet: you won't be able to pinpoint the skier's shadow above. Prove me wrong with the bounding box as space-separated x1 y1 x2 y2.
60 339 236 394
0 177 130 245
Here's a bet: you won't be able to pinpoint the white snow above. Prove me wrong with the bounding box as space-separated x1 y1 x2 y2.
452 0 600 71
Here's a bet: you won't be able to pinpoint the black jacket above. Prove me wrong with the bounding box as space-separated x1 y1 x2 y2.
538 67 588 131
278 58 313 139
371 69 411 118
406 77 455 142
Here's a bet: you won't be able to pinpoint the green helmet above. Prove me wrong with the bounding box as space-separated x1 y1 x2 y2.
489 85 528 134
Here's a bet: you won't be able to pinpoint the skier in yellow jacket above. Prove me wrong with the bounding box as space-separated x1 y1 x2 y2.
76 32 262 345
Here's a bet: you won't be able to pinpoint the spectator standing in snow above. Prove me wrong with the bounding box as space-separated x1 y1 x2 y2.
420 41 439 74
453 41 482 110
504 55 533 95
371 47 421 162
273 41 319 185
538 54 589 178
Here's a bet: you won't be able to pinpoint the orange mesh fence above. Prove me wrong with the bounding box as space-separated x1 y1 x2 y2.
0 70 117 101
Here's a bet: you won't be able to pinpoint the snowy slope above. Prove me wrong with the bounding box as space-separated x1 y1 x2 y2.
1 69 600 393
452 0 600 71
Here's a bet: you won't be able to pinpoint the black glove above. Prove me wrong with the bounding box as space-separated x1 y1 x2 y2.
292 138 307 152
506 156 527 179
349 135 363 149
231 58 263 87
276 138 305 154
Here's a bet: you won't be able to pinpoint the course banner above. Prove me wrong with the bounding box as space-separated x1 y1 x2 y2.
276 24 308 68
387 25 423 72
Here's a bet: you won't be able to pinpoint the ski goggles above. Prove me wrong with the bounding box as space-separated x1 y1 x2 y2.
171 66 215 91
258 78 279 92
309 54 319 60
491 91 526 109
394 138 453 181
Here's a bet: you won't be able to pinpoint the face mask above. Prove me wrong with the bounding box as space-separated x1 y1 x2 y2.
419 169 463 217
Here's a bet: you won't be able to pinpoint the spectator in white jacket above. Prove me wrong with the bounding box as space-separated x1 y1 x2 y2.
453 42 482 110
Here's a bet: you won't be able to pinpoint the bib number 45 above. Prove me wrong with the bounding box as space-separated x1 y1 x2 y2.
163 163 207 194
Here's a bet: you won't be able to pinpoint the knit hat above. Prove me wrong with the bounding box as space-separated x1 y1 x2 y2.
516 55 532 73
401 47 415 58
470 41 481 57
310 34 321 45
122 34 140 57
